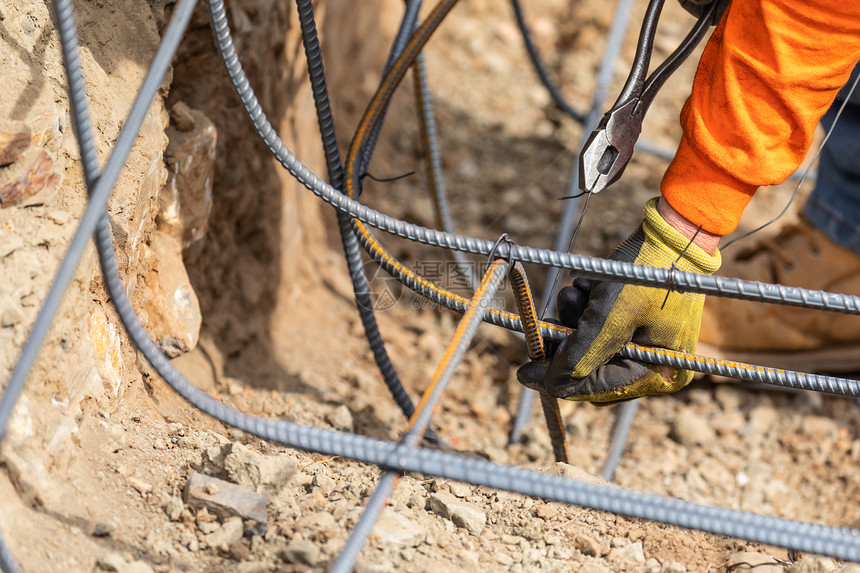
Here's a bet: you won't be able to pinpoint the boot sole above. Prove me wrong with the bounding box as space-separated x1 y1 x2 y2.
696 342 860 375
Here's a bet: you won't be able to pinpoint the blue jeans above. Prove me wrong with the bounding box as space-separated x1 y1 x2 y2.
804 74 860 256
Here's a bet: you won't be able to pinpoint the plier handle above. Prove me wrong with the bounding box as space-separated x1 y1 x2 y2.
579 0 722 194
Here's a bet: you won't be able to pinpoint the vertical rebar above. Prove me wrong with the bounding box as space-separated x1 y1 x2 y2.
329 259 509 572
512 0 636 444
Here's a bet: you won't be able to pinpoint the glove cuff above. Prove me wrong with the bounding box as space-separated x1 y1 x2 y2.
643 197 722 275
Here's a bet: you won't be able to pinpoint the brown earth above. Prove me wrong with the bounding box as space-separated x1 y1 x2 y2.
0 1 856 572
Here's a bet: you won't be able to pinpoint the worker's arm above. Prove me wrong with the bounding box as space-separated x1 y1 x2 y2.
663 0 860 235
518 0 860 403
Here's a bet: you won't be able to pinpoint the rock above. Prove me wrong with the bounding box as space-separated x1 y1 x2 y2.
92 521 116 537
542 462 608 485
447 481 472 499
574 533 600 557
644 557 662 573
748 405 778 434
727 552 784 573
128 477 153 495
312 472 336 495
196 506 218 523
429 492 486 535
228 541 251 561
788 555 837 573
96 554 127 572
88 307 124 396
662 561 687 573
158 103 216 260
202 444 231 477
671 408 715 446
0 443 48 507
179 529 199 552
614 541 645 563
184 472 267 528
687 388 712 405
711 411 746 435
536 503 558 520
149 535 180 562
169 102 197 132
0 120 31 166
137 232 202 358
375 510 426 547
295 511 338 540
280 539 321 566
203 517 244 548
326 405 354 431
224 442 297 498
165 495 184 521
0 303 23 328
198 521 219 534
0 110 64 207
714 386 743 411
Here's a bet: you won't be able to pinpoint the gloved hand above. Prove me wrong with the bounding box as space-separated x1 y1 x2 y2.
518 198 721 404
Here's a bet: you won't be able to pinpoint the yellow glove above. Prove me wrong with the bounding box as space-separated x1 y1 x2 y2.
518 198 721 404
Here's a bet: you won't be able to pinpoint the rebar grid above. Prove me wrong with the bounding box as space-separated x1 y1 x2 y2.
2 0 860 571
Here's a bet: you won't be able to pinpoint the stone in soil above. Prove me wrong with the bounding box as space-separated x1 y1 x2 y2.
374 510 427 547
184 472 267 528
671 408 716 446
202 517 244 549
95 554 127 572
223 442 297 497
165 495 184 521
610 541 645 563
280 539 321 566
138 231 203 358
574 533 601 557
542 462 608 485
429 491 486 535
326 404 354 431
0 120 31 166
92 521 116 537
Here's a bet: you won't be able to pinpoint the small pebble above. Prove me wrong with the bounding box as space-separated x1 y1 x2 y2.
92 522 116 537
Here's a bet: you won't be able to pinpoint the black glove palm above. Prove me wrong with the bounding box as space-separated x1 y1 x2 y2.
518 198 721 404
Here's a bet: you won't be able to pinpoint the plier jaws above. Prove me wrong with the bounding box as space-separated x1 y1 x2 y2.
580 98 644 195
579 0 723 194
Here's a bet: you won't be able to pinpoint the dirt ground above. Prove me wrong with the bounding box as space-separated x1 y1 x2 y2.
2 0 857 572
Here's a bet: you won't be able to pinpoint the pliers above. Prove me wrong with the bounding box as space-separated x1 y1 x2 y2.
579 0 724 194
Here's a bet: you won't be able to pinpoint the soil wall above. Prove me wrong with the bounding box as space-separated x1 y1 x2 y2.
0 1 384 569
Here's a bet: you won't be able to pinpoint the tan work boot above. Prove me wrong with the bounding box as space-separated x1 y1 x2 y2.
698 218 860 373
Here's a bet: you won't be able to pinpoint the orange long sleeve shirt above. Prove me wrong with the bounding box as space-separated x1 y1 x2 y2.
661 0 860 236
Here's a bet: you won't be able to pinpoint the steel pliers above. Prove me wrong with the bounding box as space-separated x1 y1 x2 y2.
579 0 725 194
